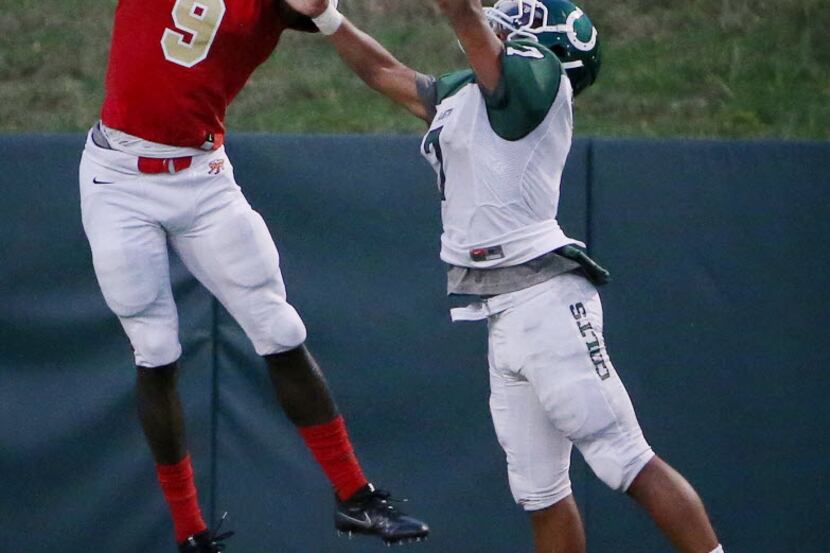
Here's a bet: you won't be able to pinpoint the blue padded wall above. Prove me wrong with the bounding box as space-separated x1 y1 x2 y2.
1 134 827 552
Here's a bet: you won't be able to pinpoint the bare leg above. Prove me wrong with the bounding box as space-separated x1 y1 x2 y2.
265 345 339 427
627 456 720 553
136 362 187 464
137 361 209 543
530 495 586 553
265 345 371 502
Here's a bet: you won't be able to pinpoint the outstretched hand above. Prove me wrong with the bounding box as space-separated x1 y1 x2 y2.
282 0 333 18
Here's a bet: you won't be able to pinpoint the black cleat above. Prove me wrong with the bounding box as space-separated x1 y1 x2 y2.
178 513 234 552
336 484 429 545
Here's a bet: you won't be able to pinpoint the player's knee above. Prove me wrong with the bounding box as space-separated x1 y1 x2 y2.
133 326 181 368
252 302 307 355
586 453 628 490
516 485 573 512
582 441 655 492
509 466 573 512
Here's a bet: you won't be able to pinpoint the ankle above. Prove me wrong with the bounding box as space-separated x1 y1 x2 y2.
298 416 368 500
156 453 207 542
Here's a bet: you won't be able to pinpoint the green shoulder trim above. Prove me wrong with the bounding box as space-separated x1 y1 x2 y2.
435 69 476 104
485 40 563 141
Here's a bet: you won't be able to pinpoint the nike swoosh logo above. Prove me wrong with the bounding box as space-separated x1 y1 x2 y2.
93 177 114 184
339 512 372 528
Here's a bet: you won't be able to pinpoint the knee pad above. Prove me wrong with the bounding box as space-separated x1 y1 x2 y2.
251 301 307 356
128 321 182 368
579 434 654 492
513 479 573 512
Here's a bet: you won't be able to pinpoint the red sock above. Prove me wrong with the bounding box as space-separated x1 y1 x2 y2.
298 415 369 501
156 453 208 543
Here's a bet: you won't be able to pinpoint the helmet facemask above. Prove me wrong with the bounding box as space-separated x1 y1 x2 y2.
485 0 545 42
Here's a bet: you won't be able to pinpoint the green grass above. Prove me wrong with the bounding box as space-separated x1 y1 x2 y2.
1 0 827 138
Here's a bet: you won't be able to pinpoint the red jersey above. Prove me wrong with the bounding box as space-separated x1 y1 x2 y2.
101 0 299 148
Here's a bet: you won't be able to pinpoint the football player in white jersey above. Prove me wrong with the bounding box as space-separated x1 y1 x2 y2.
289 0 726 551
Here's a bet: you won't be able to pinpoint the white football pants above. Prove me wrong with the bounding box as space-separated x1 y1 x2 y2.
79 133 306 368
453 272 654 511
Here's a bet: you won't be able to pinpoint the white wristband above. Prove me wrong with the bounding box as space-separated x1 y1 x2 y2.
312 2 344 36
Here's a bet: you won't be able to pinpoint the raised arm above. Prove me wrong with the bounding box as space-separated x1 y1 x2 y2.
282 0 432 121
328 20 434 121
434 0 504 94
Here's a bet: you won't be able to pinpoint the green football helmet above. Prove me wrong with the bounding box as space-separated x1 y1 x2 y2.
485 0 601 96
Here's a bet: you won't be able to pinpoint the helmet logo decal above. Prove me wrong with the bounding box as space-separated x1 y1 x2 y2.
564 8 597 52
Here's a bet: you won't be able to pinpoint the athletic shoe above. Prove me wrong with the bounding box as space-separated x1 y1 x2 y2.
336 484 429 545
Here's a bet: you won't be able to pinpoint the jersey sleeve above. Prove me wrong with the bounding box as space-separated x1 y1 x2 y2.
417 74 439 122
419 70 477 122
279 3 318 33
483 40 563 141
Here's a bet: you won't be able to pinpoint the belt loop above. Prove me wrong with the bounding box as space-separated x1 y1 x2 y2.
167 159 175 174
90 122 113 150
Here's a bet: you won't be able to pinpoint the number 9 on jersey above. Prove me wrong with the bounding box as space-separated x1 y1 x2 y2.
162 0 227 68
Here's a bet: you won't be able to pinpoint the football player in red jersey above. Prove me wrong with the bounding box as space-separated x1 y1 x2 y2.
79 1 428 551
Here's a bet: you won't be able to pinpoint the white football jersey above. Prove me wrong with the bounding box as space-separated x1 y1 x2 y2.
421 42 583 269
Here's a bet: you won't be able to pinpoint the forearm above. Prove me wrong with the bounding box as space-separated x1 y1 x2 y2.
330 21 408 95
323 19 428 120
435 0 503 92
281 0 428 120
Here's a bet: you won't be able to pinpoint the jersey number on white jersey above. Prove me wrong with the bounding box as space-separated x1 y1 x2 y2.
423 126 447 200
162 0 227 68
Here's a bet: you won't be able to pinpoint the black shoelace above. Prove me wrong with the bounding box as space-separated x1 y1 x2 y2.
207 512 235 552
367 489 410 511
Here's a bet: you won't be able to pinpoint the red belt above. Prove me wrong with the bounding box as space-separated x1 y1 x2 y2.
137 156 193 174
